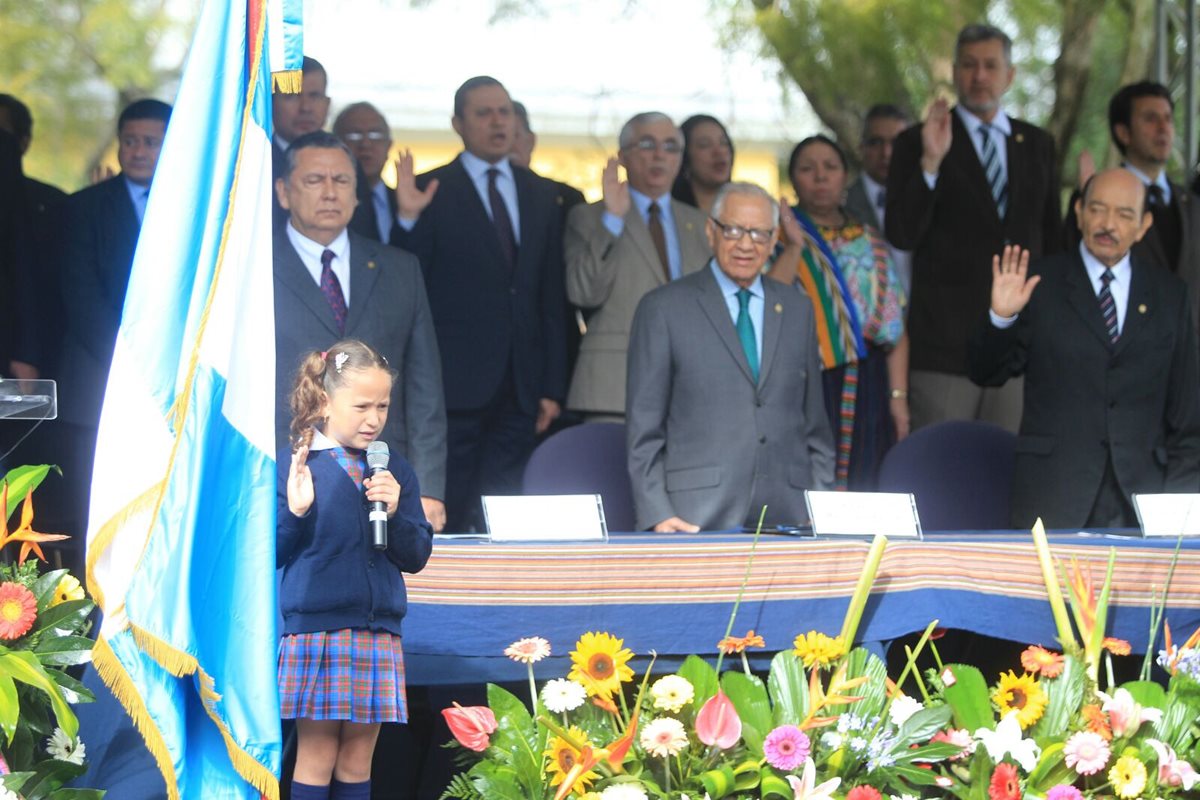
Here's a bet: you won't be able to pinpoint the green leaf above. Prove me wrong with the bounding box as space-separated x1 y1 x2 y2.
721 671 771 756
1158 673 1200 749
842 647 888 720
466 761 527 800
484 684 541 795
698 764 737 798
884 762 947 787
767 650 809 725
2 465 52 523
0 651 77 738
1026 742 1074 793
679 654 719 711
759 767 792 799
732 759 761 791
941 664 993 732
32 570 69 611
893 740 964 765
46 668 93 706
0 672 17 743
16 757 87 798
33 636 95 667
1121 679 1167 709
46 790 106 800
1 772 36 794
895 704 952 746
33 600 94 637
1030 654 1084 739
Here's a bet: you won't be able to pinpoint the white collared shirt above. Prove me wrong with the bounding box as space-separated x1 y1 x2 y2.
1124 163 1172 205
709 259 764 359
308 428 338 451
923 106 1013 189
286 223 352 306
458 150 521 242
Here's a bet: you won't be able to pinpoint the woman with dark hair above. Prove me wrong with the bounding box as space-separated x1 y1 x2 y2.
768 134 909 490
671 114 734 214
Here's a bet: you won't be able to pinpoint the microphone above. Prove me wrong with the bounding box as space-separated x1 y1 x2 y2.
366 441 390 550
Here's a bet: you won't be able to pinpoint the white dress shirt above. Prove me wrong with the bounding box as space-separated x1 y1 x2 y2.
286 223 352 306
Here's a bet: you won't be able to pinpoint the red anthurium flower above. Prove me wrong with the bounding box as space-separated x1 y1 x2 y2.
695 690 742 749
441 703 497 752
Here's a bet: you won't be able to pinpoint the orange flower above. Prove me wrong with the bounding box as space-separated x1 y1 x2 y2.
717 629 766 654
1082 703 1112 741
591 695 618 714
1102 637 1131 656
0 485 69 564
0 582 37 640
1020 645 1065 678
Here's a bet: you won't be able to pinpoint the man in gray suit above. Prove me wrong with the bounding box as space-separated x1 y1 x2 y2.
845 103 913 295
273 131 448 530
626 182 835 531
566 112 711 420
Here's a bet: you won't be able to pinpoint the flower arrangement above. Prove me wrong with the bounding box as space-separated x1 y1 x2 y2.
0 465 101 800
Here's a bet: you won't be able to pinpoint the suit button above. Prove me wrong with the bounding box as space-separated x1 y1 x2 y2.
1109 401 1117 409
756 399 763 407
759 435 767 443
368 559 375 568
1100 439 1108 448
509 288 517 296
368 613 375 622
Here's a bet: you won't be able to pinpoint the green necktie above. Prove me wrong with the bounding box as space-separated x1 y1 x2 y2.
736 288 759 382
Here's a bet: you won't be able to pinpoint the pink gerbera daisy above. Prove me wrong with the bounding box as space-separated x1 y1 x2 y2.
504 636 550 664
763 724 811 771
1063 730 1111 776
1045 785 1084 800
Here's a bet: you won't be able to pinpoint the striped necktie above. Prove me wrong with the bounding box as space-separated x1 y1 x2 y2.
1098 268 1119 344
978 124 1007 218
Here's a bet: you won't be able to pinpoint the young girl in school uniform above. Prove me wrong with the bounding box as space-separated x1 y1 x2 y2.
278 339 433 800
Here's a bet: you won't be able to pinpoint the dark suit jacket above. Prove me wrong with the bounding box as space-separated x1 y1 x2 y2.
1064 179 1200 334
12 177 68 372
57 175 142 426
274 228 448 499
626 267 835 530
968 250 1200 529
390 156 566 415
887 109 1062 375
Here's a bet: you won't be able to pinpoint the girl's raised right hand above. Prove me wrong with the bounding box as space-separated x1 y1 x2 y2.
287 446 315 517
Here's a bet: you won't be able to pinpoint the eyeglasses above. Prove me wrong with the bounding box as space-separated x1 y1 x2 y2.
710 217 774 244
629 136 682 154
342 131 389 144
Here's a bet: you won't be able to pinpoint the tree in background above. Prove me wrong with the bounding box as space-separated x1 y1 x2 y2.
0 0 188 191
728 0 1172 187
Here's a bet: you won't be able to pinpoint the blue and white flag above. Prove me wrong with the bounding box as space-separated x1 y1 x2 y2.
86 0 297 796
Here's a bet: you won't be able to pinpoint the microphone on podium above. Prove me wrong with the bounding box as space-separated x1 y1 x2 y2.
366 441 390 550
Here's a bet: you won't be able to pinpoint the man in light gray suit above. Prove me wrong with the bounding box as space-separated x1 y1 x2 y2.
845 103 913 295
273 131 448 530
566 112 711 420
626 182 835 531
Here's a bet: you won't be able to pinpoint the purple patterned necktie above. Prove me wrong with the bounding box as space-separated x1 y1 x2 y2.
320 248 347 334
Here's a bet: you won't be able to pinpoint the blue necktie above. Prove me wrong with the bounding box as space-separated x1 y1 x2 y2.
979 124 1007 218
736 288 759 382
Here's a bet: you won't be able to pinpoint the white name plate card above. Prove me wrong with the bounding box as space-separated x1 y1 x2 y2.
482 494 609 543
1132 494 1200 537
804 491 923 539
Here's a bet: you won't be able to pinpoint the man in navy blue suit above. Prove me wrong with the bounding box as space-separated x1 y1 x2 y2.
391 76 566 531
55 98 172 561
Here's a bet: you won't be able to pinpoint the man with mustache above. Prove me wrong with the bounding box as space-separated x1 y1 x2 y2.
969 168 1200 529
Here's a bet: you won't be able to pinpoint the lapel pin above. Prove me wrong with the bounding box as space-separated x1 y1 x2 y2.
1015 133 1024 143
774 303 783 314
685 222 694 231
367 260 377 270
1138 304 1147 314
556 196 564 205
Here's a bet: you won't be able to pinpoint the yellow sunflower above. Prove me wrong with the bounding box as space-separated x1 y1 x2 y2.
1108 755 1147 799
568 631 634 698
792 631 846 668
544 726 598 793
992 671 1047 729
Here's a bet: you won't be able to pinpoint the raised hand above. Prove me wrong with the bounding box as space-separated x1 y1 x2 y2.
921 98 953 176
766 200 804 285
287 446 315 517
394 148 439 219
601 156 630 218
990 245 1040 319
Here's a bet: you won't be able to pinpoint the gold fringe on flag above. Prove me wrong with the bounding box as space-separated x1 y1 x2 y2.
271 69 302 93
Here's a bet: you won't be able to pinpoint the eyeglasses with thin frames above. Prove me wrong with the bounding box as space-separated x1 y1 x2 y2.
342 131 389 144
710 217 774 245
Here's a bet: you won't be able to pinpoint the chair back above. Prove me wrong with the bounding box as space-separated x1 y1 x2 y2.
877 420 1016 530
522 422 635 532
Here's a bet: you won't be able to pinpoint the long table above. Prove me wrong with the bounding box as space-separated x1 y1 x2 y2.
401 531 1200 685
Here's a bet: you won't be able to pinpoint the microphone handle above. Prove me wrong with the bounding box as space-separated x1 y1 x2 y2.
369 466 388 550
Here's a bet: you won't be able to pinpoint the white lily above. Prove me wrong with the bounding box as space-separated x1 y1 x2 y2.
1147 738 1199 791
786 757 841 800
974 712 1040 773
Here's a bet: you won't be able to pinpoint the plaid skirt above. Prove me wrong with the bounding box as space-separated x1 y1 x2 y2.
278 628 408 723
